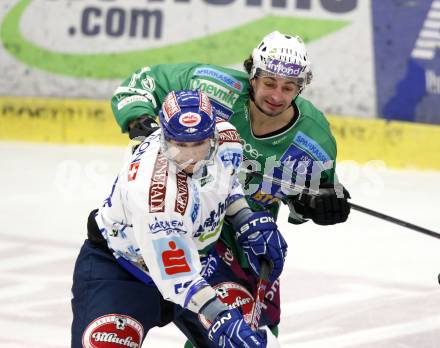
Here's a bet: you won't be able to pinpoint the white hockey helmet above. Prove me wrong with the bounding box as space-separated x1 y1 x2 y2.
251 31 313 87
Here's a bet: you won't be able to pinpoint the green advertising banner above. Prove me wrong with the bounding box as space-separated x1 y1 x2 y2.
0 0 374 117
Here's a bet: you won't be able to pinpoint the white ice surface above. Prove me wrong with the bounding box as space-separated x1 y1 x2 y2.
0 142 439 347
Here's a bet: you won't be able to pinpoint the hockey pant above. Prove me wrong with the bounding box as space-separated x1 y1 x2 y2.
71 239 211 348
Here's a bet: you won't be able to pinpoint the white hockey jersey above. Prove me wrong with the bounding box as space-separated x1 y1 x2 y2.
95 119 244 311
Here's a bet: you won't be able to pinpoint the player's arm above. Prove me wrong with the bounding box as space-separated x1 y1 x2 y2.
111 64 192 138
111 66 160 134
283 134 351 226
226 197 287 284
131 209 266 347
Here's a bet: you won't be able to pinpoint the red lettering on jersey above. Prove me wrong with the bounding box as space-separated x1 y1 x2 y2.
162 241 191 275
128 162 140 182
175 171 188 215
218 129 241 145
198 282 254 329
199 91 212 116
82 314 143 348
149 153 168 213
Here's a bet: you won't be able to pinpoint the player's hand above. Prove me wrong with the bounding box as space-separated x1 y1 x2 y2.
235 212 287 283
208 308 267 348
128 116 159 140
290 182 351 225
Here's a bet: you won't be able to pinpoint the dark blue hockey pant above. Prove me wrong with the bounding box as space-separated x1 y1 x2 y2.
71 239 214 347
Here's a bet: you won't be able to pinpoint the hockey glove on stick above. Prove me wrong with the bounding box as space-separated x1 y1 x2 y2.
208 308 267 348
288 182 351 225
128 116 159 140
234 211 287 283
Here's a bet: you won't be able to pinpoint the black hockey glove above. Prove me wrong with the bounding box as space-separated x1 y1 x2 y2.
128 116 159 140
288 182 351 225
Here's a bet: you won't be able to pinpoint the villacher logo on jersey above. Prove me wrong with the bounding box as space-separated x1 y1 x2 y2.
199 281 254 329
91 332 138 347
82 314 143 348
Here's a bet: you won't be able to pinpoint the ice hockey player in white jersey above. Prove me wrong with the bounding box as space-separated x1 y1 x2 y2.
71 90 287 348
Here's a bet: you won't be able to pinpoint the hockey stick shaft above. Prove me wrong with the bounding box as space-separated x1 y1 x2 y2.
249 259 273 331
243 168 440 239
348 202 440 239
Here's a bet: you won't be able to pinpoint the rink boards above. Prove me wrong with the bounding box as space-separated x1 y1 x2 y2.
1 95 440 170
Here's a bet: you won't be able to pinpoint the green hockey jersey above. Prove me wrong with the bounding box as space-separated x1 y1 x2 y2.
111 63 338 265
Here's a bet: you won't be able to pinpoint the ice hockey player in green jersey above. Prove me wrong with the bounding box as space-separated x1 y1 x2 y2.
111 31 351 347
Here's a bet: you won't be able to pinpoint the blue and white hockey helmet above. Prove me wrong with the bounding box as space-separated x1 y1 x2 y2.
159 90 215 142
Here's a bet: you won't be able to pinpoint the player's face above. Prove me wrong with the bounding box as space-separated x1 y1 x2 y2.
167 138 211 173
251 76 300 117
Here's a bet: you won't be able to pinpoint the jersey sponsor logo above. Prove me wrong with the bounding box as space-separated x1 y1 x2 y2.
82 314 143 348
128 67 152 87
114 87 158 108
131 134 158 164
200 252 218 278
293 131 331 162
190 79 239 109
194 67 243 92
140 75 156 92
194 199 227 243
148 217 186 235
210 99 233 120
241 138 263 159
200 174 214 187
199 282 254 329
280 144 318 179
179 112 201 127
153 237 194 279
198 220 223 242
162 91 180 121
190 182 200 223
219 149 242 170
149 153 168 213
175 171 189 215
250 190 279 206
218 129 241 145
174 280 192 294
266 59 305 77
117 95 152 110
128 162 140 181
162 240 190 275
246 143 333 203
